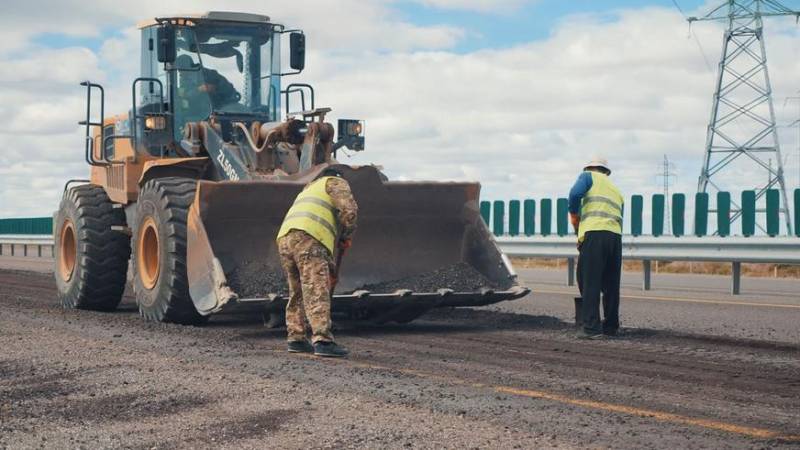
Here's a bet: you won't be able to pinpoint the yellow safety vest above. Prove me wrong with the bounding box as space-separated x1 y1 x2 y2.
277 177 338 253
578 172 624 242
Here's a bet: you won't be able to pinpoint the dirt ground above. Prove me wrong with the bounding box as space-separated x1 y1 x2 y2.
1 269 799 449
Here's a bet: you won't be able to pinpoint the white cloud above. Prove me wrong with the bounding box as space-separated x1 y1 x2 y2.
1 2 799 228
413 0 533 13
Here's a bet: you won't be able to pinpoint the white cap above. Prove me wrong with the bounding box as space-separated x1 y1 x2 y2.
584 156 610 174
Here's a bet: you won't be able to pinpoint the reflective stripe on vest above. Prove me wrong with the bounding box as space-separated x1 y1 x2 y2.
578 172 624 241
277 177 338 253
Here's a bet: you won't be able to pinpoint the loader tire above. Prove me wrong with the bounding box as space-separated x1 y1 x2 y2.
54 184 130 311
133 177 206 325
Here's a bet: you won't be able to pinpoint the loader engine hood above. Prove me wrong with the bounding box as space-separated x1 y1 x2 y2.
186 165 528 317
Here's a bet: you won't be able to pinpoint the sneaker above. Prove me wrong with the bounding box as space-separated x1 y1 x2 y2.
576 330 605 340
313 341 349 358
603 328 619 337
287 340 314 353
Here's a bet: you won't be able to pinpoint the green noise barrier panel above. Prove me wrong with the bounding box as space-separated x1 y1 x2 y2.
509 200 521 236
651 194 665 237
795 189 800 237
540 199 552 236
556 198 569 236
741 190 756 237
694 193 709 237
0 217 53 235
766 189 779 237
630 195 643 236
672 193 685 237
717 192 731 237
493 200 505 236
524 200 536 236
480 201 491 226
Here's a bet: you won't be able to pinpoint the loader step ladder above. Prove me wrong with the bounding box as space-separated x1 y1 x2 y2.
78 81 108 167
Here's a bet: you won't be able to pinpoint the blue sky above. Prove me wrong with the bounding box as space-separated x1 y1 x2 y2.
396 0 709 52
30 1 712 53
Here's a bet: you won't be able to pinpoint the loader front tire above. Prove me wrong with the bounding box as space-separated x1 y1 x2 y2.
133 177 206 325
54 185 130 311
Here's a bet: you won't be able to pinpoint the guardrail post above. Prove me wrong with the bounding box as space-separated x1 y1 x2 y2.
766 189 779 237
717 192 731 237
37 245 42 258
493 201 505 236
540 199 552 236
672 193 685 237
10 244 14 257
742 190 756 237
642 260 652 291
23 244 28 257
567 257 575 287
652 195 665 237
509 200 520 236
480 201 491 226
631 195 643 236
524 200 536 236
0 243 3 255
694 192 709 236
731 262 741 295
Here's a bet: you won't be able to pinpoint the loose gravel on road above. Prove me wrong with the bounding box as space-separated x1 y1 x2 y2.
1 269 798 449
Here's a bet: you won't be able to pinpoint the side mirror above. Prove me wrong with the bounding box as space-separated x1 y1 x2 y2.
289 32 305 71
157 26 176 63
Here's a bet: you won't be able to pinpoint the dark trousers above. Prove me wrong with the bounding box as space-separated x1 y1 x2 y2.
577 231 622 334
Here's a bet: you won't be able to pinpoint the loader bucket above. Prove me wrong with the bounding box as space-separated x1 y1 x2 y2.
187 165 528 319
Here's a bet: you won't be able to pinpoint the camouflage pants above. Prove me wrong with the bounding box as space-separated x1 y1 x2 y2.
277 230 334 344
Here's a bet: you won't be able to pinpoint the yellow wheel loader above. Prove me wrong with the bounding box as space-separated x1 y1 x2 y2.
54 11 528 325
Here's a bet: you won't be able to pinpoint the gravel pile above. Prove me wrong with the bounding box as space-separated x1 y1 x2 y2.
356 262 498 293
226 259 288 298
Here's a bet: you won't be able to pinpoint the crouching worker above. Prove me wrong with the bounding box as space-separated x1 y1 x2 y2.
276 167 358 357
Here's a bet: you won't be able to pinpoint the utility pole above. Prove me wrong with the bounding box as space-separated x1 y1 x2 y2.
656 155 677 234
689 0 797 235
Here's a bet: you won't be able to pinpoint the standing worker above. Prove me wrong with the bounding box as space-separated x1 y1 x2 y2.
568 157 624 339
277 167 358 357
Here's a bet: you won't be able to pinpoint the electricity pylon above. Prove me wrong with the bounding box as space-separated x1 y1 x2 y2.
689 0 798 235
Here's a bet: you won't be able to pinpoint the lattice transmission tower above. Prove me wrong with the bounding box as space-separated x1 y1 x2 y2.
689 0 798 235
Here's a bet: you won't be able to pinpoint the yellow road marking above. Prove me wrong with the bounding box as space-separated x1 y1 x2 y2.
495 386 800 442
301 355 800 442
532 288 800 309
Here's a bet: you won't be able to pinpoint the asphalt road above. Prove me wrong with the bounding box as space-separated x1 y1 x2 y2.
0 261 798 449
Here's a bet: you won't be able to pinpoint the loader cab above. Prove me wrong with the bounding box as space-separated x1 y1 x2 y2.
136 13 284 154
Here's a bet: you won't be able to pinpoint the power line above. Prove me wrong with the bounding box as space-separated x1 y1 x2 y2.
671 0 687 18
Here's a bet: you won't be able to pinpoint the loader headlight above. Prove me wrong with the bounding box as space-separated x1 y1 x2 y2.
145 115 167 130
339 119 364 137
336 119 365 152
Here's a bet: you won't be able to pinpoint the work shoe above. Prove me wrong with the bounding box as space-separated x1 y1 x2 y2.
576 330 605 340
287 340 314 353
313 341 349 358
603 328 619 337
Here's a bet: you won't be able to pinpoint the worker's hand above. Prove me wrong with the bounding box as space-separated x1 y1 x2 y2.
198 83 216 93
338 238 352 249
569 213 580 234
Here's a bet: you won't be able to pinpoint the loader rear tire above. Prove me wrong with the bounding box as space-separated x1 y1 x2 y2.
133 177 206 325
54 185 130 311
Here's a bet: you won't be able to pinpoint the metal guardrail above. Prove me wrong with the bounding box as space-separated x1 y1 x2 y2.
497 235 800 295
0 235 55 258
3 235 798 295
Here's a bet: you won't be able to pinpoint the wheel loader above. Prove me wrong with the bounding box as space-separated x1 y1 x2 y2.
54 11 528 325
